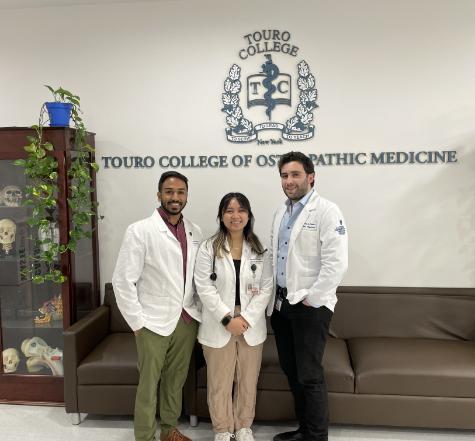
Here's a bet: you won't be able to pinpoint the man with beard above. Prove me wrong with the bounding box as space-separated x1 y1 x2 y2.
270 152 348 441
113 171 202 441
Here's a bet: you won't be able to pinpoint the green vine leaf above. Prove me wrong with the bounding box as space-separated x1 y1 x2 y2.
14 85 98 284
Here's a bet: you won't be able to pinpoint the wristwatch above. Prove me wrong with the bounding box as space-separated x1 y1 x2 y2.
221 315 232 327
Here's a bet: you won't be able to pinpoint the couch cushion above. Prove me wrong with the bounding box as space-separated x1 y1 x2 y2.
323 337 355 393
331 287 475 340
349 337 475 398
257 334 292 390
198 335 354 394
78 333 138 385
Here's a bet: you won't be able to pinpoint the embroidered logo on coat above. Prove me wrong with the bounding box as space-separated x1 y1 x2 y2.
335 220 346 235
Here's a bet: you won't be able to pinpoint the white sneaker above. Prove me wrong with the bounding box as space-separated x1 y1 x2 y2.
214 432 234 441
235 428 255 441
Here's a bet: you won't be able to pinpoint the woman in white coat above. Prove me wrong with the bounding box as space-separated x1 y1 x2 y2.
194 193 273 441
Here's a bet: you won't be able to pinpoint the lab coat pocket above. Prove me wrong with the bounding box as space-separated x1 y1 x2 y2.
296 230 319 256
140 291 171 319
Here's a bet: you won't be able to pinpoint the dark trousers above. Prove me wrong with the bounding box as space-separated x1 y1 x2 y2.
271 299 333 441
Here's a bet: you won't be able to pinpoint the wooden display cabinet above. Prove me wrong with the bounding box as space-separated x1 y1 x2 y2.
0 127 100 403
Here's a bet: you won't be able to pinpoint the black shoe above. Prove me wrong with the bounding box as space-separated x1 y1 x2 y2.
273 429 304 441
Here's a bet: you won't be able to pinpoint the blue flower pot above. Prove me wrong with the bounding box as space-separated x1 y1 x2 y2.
45 102 73 127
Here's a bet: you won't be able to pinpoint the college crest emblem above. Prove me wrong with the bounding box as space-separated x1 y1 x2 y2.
222 31 318 144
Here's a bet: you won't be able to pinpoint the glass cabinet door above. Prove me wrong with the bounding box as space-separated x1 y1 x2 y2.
1 159 64 377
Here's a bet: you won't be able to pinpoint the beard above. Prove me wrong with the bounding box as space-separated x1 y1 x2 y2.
161 200 186 215
283 185 309 201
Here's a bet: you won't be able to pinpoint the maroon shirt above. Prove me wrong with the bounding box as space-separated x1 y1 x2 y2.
158 207 192 323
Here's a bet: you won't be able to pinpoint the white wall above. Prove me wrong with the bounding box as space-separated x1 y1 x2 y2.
1 0 474 292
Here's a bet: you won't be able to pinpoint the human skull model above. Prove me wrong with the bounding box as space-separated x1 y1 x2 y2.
1 185 23 207
2 348 20 373
0 218 16 254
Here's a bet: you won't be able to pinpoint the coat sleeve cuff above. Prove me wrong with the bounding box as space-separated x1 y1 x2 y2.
287 288 308 305
214 303 232 323
239 311 256 327
129 317 145 332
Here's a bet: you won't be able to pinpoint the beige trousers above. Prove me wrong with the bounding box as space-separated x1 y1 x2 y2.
203 333 263 433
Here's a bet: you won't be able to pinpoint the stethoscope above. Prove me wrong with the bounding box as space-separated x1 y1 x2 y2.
210 255 257 281
209 247 267 281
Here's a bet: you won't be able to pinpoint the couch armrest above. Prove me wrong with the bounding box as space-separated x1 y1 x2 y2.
63 305 110 413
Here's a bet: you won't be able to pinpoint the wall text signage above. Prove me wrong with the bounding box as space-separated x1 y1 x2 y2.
101 150 457 169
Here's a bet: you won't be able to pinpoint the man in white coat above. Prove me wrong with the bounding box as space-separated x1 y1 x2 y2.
270 152 348 441
112 171 202 441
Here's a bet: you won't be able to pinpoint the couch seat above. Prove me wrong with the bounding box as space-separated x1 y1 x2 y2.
77 333 138 385
198 335 354 393
349 337 475 398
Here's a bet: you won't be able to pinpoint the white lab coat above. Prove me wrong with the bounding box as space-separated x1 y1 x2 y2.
269 191 348 312
194 239 274 348
112 209 202 335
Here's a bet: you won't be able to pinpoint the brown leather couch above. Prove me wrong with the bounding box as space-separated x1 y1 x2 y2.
187 287 475 429
64 285 475 429
64 283 196 424
64 283 138 422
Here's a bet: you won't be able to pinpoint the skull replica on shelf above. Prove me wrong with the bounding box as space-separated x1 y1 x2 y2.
0 218 16 255
21 336 63 376
2 348 20 373
1 185 23 207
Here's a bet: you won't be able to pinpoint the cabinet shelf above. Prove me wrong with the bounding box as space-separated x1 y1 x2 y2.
2 319 64 329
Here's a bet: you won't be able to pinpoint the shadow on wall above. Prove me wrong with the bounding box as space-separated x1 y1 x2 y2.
456 143 475 280
389 138 475 285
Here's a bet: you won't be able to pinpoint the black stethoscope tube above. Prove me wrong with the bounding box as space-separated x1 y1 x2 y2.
210 255 257 281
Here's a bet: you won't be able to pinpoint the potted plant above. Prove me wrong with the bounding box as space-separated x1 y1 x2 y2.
44 86 73 127
14 85 99 284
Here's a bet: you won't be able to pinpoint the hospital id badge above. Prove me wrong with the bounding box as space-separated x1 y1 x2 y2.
247 283 260 296
274 298 282 311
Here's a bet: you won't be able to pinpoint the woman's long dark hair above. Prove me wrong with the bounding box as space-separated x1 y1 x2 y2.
211 192 265 258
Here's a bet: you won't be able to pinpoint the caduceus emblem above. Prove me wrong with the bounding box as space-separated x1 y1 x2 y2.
222 55 317 143
261 54 279 120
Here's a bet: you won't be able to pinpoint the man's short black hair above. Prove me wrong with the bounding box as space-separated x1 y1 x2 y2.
158 171 189 192
278 151 315 175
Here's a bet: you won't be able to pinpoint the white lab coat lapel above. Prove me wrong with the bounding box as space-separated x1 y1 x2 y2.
223 238 237 284
287 191 318 253
153 209 188 290
288 206 310 254
241 241 251 265
152 209 178 242
184 218 194 290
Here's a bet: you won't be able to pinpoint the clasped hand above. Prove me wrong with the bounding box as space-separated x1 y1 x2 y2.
226 316 248 336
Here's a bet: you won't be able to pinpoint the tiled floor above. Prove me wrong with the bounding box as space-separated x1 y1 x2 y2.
0 404 474 441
